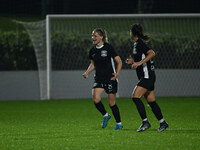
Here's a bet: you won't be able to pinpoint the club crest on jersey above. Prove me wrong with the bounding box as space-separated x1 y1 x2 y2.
108 84 113 90
101 50 107 57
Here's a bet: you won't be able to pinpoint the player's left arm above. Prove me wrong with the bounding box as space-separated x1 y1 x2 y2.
132 49 155 69
111 56 122 80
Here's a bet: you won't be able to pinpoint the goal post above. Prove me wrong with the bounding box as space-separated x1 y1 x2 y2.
46 15 51 100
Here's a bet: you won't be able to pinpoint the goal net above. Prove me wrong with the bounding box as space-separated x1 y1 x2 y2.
20 14 200 99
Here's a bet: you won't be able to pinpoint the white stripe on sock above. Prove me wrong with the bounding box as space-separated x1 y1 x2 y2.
104 113 108 117
143 118 148 122
159 118 165 123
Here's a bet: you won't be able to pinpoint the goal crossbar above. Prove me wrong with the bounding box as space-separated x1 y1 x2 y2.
46 13 200 18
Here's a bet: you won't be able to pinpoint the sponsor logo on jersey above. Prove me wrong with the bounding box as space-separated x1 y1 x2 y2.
133 42 137 54
101 50 107 57
92 54 95 58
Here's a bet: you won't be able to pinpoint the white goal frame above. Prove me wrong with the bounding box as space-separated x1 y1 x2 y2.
45 13 200 100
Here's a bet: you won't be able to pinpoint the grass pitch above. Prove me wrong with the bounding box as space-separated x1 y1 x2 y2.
0 97 200 150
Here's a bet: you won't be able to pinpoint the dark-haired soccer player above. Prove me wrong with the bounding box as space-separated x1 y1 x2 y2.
126 24 168 132
83 28 123 130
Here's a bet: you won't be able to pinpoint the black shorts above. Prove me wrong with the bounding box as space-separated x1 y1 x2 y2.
137 76 156 91
93 80 118 94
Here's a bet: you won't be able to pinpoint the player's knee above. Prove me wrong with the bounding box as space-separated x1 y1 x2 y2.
92 96 101 103
147 98 155 103
132 91 143 98
132 92 142 98
108 100 115 107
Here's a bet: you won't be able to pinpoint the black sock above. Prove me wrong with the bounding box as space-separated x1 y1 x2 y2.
132 98 147 120
94 101 107 116
148 101 163 121
110 104 121 123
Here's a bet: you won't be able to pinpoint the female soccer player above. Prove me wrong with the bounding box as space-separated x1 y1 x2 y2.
126 24 168 132
82 28 123 130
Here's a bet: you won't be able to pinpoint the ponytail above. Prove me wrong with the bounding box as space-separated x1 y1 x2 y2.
131 24 151 41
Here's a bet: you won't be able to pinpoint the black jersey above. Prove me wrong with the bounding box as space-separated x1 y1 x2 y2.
131 38 155 80
89 43 118 82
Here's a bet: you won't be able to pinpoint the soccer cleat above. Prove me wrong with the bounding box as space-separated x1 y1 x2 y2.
114 123 123 130
102 114 111 128
137 121 151 132
157 121 169 132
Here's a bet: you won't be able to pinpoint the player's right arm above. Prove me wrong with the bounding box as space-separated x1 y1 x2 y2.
131 49 155 69
82 60 95 79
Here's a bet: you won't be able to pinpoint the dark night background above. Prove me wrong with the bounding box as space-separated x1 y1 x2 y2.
0 0 199 71
0 0 200 18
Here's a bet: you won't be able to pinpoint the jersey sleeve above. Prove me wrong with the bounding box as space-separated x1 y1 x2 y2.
88 48 93 60
109 44 118 58
140 41 151 54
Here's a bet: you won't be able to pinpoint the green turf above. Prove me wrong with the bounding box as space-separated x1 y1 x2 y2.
0 97 200 150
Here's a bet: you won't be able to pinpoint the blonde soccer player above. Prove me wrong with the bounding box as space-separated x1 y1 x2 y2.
83 28 123 130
